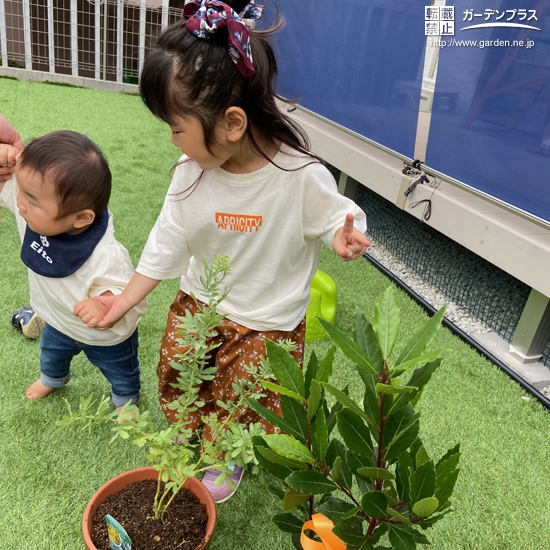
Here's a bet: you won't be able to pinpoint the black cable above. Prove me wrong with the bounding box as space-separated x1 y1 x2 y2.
409 199 432 221
408 178 440 222
363 253 550 411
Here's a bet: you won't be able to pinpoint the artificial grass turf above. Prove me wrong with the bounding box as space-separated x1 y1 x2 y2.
0 77 549 549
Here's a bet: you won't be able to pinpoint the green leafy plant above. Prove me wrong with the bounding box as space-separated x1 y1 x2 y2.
57 255 268 520
248 287 461 550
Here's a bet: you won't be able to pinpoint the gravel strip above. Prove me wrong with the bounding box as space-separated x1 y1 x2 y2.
366 240 550 400
367 241 492 335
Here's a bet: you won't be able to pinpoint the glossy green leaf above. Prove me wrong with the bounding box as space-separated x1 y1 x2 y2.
331 523 366 546
317 497 359 525
382 405 420 461
346 448 375 469
257 446 308 469
415 446 430 468
412 496 439 518
337 408 374 457
396 305 446 366
342 505 362 521
285 470 338 494
392 348 447 377
265 338 305 398
272 512 304 534
367 523 389 545
388 360 441 415
325 438 345 470
416 507 453 527
396 452 413 502
330 455 342 483
435 468 460 510
354 310 384 375
375 384 416 395
311 406 328 462
356 467 395 481
261 380 304 403
436 443 461 475
264 434 315 464
410 459 436 505
435 451 460 507
318 318 378 375
326 394 344 435
338 448 354 492
280 395 308 442
307 379 323 421
252 436 298 481
372 287 401 360
387 508 411 525
357 369 380 430
322 383 375 428
283 486 310 511
384 480 399 508
246 398 306 442
316 345 336 384
409 437 422 464
388 526 418 550
361 491 388 519
304 350 319 399
388 524 431 548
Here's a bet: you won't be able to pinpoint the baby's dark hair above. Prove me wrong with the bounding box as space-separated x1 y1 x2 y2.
18 130 111 219
139 0 315 163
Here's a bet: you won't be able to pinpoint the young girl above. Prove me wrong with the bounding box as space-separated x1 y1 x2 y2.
80 0 369 502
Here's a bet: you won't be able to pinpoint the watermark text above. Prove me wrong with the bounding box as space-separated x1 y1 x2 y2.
428 37 535 49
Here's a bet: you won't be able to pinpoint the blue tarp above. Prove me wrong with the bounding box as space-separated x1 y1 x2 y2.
426 0 550 222
267 0 426 159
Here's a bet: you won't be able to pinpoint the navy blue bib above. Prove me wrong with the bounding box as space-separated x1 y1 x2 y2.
21 209 109 278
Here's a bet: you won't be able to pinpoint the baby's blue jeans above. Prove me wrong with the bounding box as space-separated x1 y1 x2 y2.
39 324 140 407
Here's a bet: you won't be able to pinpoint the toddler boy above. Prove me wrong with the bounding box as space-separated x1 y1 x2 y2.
0 130 147 410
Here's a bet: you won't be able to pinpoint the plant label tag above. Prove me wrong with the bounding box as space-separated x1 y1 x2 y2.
105 514 132 550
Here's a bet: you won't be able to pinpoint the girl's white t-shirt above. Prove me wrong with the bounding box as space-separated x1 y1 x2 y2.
137 149 367 331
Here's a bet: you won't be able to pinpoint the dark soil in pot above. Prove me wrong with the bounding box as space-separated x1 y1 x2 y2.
91 479 208 550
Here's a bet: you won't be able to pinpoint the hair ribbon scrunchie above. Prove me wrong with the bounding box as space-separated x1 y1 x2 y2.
183 1 264 78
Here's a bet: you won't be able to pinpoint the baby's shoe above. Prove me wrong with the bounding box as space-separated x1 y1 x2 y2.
202 462 244 503
11 306 45 340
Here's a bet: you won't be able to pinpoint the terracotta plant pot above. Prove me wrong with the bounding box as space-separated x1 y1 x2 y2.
82 466 216 550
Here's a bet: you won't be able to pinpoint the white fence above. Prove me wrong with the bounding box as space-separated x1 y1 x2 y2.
0 0 183 84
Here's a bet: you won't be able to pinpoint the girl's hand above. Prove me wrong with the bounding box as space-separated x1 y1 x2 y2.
74 298 109 328
74 290 130 330
81 294 131 329
75 274 157 329
332 213 371 261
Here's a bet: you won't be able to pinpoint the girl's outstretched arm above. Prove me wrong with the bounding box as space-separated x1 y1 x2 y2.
74 272 160 329
332 213 371 261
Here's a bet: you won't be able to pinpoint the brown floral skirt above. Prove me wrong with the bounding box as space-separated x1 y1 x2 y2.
157 290 305 438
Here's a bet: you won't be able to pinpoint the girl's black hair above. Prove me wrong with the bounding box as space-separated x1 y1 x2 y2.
139 0 318 166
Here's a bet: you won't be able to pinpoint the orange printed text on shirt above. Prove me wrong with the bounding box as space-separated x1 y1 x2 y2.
215 212 263 233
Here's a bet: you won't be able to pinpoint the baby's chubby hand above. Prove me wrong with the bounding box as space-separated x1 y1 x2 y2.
332 213 371 261
74 298 109 328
